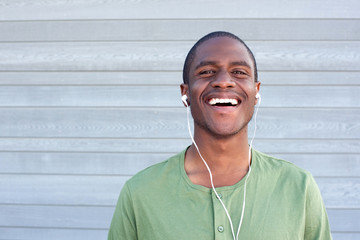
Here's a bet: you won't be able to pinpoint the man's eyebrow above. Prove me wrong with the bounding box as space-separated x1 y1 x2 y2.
194 61 218 70
194 60 252 70
230 61 252 69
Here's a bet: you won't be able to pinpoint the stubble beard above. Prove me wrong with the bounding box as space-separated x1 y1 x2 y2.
193 107 255 140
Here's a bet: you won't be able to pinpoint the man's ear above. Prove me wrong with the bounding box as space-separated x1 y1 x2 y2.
180 84 189 106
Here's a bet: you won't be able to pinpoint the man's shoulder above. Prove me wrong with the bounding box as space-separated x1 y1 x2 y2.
254 149 313 180
125 149 186 191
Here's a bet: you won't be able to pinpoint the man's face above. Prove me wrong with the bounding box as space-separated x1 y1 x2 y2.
181 36 260 138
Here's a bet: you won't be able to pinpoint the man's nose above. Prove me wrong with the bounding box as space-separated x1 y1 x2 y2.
211 71 236 88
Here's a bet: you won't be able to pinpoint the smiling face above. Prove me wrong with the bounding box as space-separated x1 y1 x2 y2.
181 36 261 139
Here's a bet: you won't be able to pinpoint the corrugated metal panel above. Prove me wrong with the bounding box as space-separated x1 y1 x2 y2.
0 0 359 20
1 19 360 41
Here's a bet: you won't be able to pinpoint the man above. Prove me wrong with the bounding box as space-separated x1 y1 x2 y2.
108 31 332 239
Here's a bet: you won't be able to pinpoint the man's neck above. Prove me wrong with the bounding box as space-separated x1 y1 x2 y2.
184 127 251 187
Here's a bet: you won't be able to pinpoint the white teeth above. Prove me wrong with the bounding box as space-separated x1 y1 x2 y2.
209 98 238 106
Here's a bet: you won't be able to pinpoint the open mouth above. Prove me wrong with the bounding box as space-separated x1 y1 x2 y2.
208 98 239 107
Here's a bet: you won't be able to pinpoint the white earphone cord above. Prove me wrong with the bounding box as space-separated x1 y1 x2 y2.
185 95 261 240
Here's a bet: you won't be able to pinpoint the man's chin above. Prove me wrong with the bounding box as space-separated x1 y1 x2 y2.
205 125 246 139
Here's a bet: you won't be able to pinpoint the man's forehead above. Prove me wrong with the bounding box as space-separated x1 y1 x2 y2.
192 37 253 67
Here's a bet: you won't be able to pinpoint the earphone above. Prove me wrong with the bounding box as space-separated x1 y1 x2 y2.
256 93 261 105
181 91 261 240
181 95 188 106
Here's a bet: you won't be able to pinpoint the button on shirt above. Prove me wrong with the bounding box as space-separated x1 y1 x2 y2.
212 186 246 239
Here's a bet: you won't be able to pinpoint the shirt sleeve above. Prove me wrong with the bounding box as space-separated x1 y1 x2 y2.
108 183 137 240
304 174 332 240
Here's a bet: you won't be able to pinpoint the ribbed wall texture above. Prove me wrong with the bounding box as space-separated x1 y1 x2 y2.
0 1 359 239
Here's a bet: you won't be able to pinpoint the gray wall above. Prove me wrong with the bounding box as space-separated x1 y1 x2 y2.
1 1 359 239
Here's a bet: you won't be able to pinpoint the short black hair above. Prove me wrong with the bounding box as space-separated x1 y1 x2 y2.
182 31 258 84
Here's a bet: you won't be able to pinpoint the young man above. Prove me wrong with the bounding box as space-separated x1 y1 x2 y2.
108 31 332 240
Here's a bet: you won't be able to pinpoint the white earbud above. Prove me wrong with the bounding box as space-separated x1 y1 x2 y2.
181 95 188 106
255 93 261 106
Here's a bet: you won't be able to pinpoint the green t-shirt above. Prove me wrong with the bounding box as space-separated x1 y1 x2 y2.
108 148 332 240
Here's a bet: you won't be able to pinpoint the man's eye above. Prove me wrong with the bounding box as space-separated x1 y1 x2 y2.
232 70 246 75
200 70 215 75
